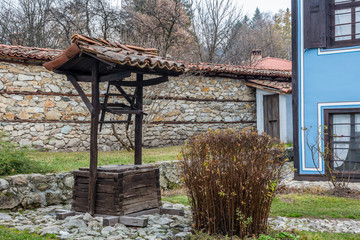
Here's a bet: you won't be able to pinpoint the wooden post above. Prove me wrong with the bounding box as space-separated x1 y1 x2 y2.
88 60 100 215
134 73 143 165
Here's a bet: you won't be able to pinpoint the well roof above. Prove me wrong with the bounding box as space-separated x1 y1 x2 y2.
43 34 185 75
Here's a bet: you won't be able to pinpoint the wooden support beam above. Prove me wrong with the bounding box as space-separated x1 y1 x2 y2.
100 72 131 82
113 76 168 87
112 83 135 105
67 74 95 115
134 73 143 165
72 71 131 82
88 60 100 216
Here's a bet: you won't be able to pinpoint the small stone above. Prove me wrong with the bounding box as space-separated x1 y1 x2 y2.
11 175 28 185
101 226 116 235
21 193 43 209
0 213 12 221
175 232 191 238
45 100 55 108
154 217 173 225
5 113 14 120
88 220 101 229
55 140 66 148
64 219 87 229
19 139 32 147
0 179 9 190
64 176 74 188
61 125 72 134
67 139 79 147
45 110 62 120
18 74 34 81
83 213 94 222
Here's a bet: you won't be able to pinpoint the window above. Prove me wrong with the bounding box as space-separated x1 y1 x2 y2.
325 109 360 173
304 0 360 49
330 0 360 47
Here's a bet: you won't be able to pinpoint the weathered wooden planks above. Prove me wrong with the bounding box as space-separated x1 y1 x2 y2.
72 165 161 216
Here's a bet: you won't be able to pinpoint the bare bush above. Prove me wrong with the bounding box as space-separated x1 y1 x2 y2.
179 128 285 238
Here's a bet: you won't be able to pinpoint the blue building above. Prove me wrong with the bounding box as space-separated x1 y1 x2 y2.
293 0 360 180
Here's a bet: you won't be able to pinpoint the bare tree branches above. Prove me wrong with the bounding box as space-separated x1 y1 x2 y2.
0 0 291 63
191 0 241 63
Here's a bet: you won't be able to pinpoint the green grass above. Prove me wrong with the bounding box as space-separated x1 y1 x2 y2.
0 226 57 239
294 231 360 240
271 194 360 219
162 193 360 220
162 194 189 205
29 146 182 172
192 230 360 240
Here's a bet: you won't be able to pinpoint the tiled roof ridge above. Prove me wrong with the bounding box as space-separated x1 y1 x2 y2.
185 61 292 79
0 44 63 53
43 34 185 74
257 57 292 63
71 34 159 56
0 44 63 63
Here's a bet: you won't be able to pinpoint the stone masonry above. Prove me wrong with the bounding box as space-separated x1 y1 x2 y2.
0 62 256 151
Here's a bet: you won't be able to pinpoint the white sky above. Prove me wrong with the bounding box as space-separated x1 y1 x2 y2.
239 0 291 16
110 0 292 16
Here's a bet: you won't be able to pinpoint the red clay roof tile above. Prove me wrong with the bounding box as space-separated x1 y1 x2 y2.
0 44 62 64
44 34 185 74
252 57 292 71
246 79 292 94
186 62 291 79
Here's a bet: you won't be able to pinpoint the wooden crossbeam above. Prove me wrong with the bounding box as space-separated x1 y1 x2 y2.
113 76 168 87
67 74 95 115
72 71 131 82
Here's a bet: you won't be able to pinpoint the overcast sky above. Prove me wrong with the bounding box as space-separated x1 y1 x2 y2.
239 0 291 16
111 0 292 16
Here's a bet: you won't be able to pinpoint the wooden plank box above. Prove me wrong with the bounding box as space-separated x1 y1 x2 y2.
72 165 161 215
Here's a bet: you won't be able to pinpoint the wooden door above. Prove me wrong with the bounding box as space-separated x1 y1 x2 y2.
263 94 280 139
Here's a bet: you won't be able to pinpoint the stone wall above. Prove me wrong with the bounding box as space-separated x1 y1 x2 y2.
0 161 182 210
0 172 74 210
0 62 256 151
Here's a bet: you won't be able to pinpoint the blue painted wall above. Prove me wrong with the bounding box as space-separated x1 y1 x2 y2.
297 0 360 174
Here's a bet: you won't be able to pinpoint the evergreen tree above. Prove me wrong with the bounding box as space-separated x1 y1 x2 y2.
251 7 262 28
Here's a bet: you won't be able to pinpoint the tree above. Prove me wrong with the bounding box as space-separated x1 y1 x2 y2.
223 8 292 65
190 0 242 63
251 7 263 28
120 0 195 59
0 0 57 47
274 8 292 59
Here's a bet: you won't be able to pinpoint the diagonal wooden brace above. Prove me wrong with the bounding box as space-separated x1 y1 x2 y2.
67 74 95 116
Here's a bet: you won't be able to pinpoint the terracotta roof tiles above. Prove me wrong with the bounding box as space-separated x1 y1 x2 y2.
0 44 62 64
43 34 185 75
246 79 292 94
252 57 292 71
186 62 291 79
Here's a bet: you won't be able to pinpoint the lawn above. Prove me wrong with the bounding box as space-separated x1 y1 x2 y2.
163 193 360 220
29 145 182 172
0 226 56 240
193 231 360 240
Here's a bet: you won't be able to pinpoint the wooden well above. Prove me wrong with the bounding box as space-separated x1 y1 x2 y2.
72 165 161 215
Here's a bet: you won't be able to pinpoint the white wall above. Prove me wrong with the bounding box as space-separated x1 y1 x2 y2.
256 89 293 143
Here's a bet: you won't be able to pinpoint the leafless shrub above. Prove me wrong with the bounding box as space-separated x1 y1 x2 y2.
179 128 285 238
